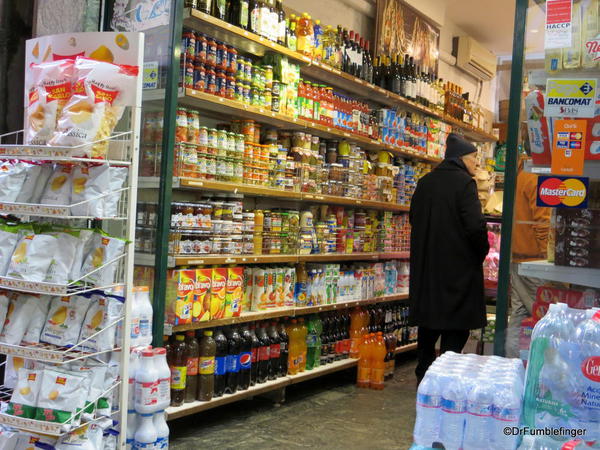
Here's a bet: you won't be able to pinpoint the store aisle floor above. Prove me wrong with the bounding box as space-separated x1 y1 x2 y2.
170 356 417 450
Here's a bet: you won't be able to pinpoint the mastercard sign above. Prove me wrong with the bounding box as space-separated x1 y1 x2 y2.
537 175 589 208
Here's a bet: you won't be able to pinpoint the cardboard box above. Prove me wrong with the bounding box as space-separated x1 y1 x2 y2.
193 269 211 322
166 269 194 325
210 268 227 320
225 267 243 318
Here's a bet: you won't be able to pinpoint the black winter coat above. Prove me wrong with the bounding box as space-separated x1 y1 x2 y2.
408 159 489 330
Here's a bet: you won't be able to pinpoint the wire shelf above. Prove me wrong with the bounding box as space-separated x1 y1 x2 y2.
0 130 133 163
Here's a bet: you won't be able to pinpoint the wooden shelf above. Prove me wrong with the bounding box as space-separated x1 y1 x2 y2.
181 8 496 144
287 358 358 384
178 178 410 212
394 343 417 354
172 293 409 332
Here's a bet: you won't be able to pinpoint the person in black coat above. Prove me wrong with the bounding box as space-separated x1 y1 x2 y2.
409 133 489 385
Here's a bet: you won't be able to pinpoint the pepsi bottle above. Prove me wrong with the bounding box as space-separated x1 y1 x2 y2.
225 327 242 394
267 321 281 380
256 323 271 384
320 315 330 366
249 323 260 386
213 328 228 398
277 320 289 377
239 325 253 390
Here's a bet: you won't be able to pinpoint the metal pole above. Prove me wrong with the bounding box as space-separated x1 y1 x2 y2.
152 0 184 345
494 0 528 356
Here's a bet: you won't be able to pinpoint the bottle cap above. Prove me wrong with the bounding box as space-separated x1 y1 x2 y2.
133 286 150 292
142 350 154 357
186 330 196 337
153 348 166 355
204 330 213 336
175 334 185 341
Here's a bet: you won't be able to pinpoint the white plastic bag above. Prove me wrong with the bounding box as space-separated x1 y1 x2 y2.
0 161 29 203
14 163 43 204
0 224 21 276
71 164 109 217
80 232 125 286
39 164 73 206
21 295 52 345
29 163 54 204
7 368 42 419
40 295 91 347
0 428 19 450
0 294 39 345
6 233 58 282
0 290 10 336
34 367 88 427
14 431 57 450
103 166 128 217
79 292 123 352
44 230 79 284
70 229 95 281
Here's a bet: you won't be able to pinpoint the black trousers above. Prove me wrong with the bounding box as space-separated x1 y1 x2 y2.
415 327 470 384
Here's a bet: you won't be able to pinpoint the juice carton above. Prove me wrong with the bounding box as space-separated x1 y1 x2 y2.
283 267 295 307
252 268 267 311
275 267 285 308
165 269 194 325
210 267 227 320
265 267 276 308
193 269 211 322
225 267 244 318
243 267 253 311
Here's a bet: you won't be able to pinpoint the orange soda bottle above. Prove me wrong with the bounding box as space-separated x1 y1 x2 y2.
356 334 371 388
349 307 362 358
287 319 300 375
370 332 386 390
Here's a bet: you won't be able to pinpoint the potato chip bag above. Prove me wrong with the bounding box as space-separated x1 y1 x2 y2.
7 369 42 418
28 163 54 204
6 233 58 282
55 423 103 450
14 163 44 204
50 58 139 158
0 161 29 203
21 295 52 345
78 292 123 352
39 164 73 206
70 164 109 217
66 363 108 422
0 428 18 450
103 166 128 217
3 357 32 390
79 231 126 286
0 291 9 336
44 229 79 285
0 223 21 276
0 294 39 345
40 295 91 348
70 228 95 281
25 59 74 145
35 367 88 426
14 431 56 450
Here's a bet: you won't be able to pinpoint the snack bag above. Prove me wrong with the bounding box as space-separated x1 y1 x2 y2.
79 231 126 286
166 269 194 325
50 58 139 158
44 229 79 285
225 267 243 318
40 295 92 348
0 294 39 345
525 90 552 165
70 228 95 281
102 166 128 217
14 432 57 450
210 267 227 320
28 163 54 204
25 59 74 145
55 423 103 450
39 164 73 206
14 163 44 204
193 268 211 322
6 233 58 282
0 161 29 203
21 295 52 345
0 290 9 335
66 363 107 422
78 292 123 352
35 367 88 426
7 369 42 418
3 357 30 390
0 223 21 276
71 164 127 217
0 428 18 450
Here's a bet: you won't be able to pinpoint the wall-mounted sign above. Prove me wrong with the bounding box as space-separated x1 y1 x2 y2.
551 119 586 175
545 78 597 118
545 0 573 49
585 38 600 63
537 175 589 208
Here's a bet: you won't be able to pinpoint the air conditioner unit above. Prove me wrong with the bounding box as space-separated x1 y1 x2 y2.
456 36 497 81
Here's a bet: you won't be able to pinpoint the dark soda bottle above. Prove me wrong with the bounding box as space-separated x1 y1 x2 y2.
197 330 215 401
169 334 187 407
225 327 242 394
213 328 228 397
249 323 260 386
320 315 329 366
267 321 281 379
277 320 289 377
256 323 271 383
184 331 200 403
239 325 253 390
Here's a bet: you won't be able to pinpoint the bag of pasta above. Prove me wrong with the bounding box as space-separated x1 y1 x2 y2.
25 59 74 145
49 58 139 158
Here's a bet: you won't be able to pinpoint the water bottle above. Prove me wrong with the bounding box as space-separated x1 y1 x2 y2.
463 381 494 450
491 383 521 450
413 369 442 446
439 375 467 450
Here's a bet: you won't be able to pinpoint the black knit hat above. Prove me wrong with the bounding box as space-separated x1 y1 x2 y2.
444 133 477 159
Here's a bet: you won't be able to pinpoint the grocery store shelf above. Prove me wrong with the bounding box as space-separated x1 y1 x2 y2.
394 343 417 354
524 159 600 180
181 8 495 144
166 376 290 420
296 252 380 262
173 252 409 266
518 260 600 289
287 358 358 385
172 293 409 332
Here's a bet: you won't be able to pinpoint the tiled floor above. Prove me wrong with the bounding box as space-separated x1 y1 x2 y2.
169 355 418 449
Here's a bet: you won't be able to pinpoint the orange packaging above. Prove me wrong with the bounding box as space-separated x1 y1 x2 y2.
252 268 267 311
225 267 244 318
193 269 212 322
210 267 227 320
166 270 194 325
243 267 253 312
265 268 276 309
275 267 285 308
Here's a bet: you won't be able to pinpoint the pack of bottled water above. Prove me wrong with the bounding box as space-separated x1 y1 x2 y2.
412 351 525 450
521 303 600 447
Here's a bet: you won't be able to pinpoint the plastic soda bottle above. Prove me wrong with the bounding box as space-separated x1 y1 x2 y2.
349 307 362 358
184 331 200 403
168 334 187 407
370 332 386 390
313 19 323 60
298 318 308 372
356 334 371 388
287 319 300 375
198 330 216 401
306 315 322 370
